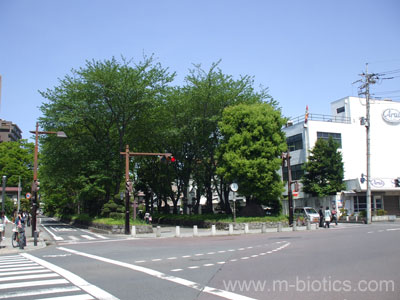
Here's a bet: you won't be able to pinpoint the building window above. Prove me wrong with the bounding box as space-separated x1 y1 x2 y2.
286 134 303 151
317 132 342 148
282 163 304 181
336 106 345 114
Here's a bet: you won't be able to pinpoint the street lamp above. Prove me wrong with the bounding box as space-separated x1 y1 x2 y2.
29 122 67 238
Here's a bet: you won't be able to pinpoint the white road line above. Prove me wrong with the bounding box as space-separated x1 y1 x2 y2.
387 228 400 231
0 255 21 259
188 266 200 269
228 249 235 252
195 253 204 256
0 269 52 276
230 259 238 262
0 273 59 282
34 295 94 300
238 248 245 250
58 247 257 300
81 229 108 239
171 269 183 272
246 247 253 249
217 261 226 264
203 264 214 267
0 286 80 299
152 259 162 262
81 235 96 240
22 253 119 300
134 260 146 263
0 279 69 290
241 257 249 260
0 260 31 266
0 263 38 268
167 257 177 260
218 250 226 253
42 225 64 241
207 252 216 254
182 255 191 258
0 266 45 272
69 236 80 241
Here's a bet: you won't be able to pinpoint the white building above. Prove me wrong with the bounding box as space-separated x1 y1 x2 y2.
282 96 400 216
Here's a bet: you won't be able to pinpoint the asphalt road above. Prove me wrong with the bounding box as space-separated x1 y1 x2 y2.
1 222 399 300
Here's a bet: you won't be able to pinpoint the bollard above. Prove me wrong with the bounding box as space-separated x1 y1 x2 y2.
34 231 38 246
293 222 297 231
355 216 358 222
156 226 161 238
175 226 180 237
211 225 216 236
346 216 349 222
131 226 136 238
229 223 233 235
277 222 282 232
193 225 198 237
244 223 249 234
261 223 267 233
306 221 311 230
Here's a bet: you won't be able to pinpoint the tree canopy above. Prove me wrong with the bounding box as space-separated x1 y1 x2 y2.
302 137 346 197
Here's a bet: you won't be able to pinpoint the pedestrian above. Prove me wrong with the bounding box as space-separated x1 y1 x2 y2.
15 211 26 248
324 206 332 228
0 211 11 243
331 206 338 226
318 206 324 227
144 212 150 224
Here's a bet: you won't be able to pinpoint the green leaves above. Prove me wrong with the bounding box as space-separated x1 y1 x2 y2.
302 137 346 196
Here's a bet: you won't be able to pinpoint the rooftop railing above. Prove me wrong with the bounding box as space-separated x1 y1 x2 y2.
287 113 351 126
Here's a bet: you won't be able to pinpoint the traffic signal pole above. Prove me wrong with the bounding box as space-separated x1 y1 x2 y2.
120 144 173 235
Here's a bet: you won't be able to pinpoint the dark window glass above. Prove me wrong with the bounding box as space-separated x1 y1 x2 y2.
282 163 304 181
286 134 303 151
317 131 342 148
336 106 345 113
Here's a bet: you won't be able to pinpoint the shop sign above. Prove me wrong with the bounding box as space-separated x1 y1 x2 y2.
382 108 400 124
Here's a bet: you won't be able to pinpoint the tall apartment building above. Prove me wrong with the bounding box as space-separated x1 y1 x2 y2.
282 97 400 216
0 119 22 142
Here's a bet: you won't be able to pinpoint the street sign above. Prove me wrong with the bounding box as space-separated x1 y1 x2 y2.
292 191 299 197
26 193 32 199
230 183 238 192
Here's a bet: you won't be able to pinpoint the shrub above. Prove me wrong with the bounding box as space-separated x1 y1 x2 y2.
376 209 387 216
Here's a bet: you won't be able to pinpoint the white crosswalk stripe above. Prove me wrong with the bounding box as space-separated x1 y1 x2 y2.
0 254 119 299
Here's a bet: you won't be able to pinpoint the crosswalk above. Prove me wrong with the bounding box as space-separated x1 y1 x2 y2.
41 226 109 243
0 254 118 300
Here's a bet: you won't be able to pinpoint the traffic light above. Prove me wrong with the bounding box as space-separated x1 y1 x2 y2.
395 178 400 188
159 155 175 163
32 180 40 192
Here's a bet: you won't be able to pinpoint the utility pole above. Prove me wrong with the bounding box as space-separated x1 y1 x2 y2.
282 151 293 226
120 145 174 234
358 64 378 224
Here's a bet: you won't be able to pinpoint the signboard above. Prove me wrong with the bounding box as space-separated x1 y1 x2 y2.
292 191 299 197
25 193 32 199
382 108 400 124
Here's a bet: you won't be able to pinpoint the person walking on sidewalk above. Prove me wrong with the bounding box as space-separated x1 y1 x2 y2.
318 206 324 227
324 207 332 228
331 206 338 226
0 211 11 245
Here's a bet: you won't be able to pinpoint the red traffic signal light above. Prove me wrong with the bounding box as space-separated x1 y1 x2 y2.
160 155 175 163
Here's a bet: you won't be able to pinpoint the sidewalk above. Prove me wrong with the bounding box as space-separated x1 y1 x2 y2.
0 222 47 255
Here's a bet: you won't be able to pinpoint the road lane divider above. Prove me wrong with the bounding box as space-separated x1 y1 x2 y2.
57 247 258 300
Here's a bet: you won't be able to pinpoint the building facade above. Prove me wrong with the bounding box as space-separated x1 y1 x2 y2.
282 96 400 216
0 119 22 142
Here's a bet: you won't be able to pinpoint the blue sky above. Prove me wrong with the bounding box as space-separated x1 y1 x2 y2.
1 0 399 140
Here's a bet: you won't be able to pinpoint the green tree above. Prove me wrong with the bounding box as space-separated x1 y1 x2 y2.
302 137 346 196
39 56 174 216
216 103 287 213
0 140 34 194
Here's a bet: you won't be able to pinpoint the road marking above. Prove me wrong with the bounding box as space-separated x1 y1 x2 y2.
152 259 162 262
203 264 214 267
241 257 249 260
218 250 226 253
81 235 96 240
207 252 216 254
171 269 183 272
188 266 200 269
167 257 177 260
247 247 253 249
81 229 108 239
135 260 146 263
230 259 238 262
0 273 60 282
58 247 257 300
0 260 31 266
238 248 245 250
0 279 69 290
387 228 400 231
41 225 64 241
69 236 80 241
34 295 94 300
0 286 80 299
0 266 45 272
0 269 51 276
43 254 72 258
182 255 191 258
217 261 226 264
0 263 38 268
21 253 119 300
195 253 204 256
228 249 235 252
